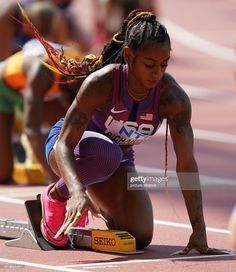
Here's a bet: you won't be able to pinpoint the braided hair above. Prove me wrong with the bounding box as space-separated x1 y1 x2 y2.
18 4 170 79
101 9 171 66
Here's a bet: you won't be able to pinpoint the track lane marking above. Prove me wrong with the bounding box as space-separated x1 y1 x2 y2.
154 219 230 234
60 254 235 269
161 18 236 63
0 258 88 272
182 83 236 105
157 125 236 145
0 196 24 205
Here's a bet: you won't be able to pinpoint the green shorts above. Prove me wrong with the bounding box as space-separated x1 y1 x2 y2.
0 62 23 114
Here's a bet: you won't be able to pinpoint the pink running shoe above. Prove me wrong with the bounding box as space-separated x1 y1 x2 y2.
41 184 68 247
75 209 89 227
41 184 89 246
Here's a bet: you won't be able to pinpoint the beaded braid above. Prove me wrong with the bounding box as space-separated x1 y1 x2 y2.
17 1 101 78
164 119 169 189
18 4 169 78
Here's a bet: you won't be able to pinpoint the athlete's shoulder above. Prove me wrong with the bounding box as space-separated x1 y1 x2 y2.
159 73 191 118
160 73 190 104
84 64 116 90
76 64 116 108
89 64 116 80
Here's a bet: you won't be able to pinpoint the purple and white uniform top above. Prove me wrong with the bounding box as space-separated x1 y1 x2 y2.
87 64 162 145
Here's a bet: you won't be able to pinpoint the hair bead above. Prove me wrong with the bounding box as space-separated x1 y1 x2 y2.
112 33 124 44
127 11 153 26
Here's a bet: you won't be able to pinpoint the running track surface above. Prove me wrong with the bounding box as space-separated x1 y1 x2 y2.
0 1 235 271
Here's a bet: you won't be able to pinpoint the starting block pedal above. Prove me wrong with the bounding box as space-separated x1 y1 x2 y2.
0 196 143 254
0 198 56 250
0 218 40 250
13 163 46 185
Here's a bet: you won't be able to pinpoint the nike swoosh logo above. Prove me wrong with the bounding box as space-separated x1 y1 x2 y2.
111 107 128 114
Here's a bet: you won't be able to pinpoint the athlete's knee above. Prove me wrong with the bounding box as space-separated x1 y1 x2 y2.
78 137 123 176
103 210 153 249
132 229 153 249
127 206 153 249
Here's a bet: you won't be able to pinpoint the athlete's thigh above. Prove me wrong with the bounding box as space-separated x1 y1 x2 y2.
87 165 154 248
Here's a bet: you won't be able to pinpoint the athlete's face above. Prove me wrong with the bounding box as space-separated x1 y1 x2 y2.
125 42 170 89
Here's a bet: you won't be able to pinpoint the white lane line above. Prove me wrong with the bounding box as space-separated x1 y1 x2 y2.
193 128 236 144
60 254 235 269
0 196 24 205
181 83 236 105
157 125 236 145
162 18 236 63
0 186 44 195
0 258 88 272
0 190 43 198
136 165 236 187
154 219 230 234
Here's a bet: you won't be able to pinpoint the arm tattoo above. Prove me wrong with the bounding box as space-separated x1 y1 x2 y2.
181 183 206 231
81 82 98 98
192 190 203 225
191 190 205 234
77 72 113 110
160 75 187 106
69 110 88 130
172 110 191 135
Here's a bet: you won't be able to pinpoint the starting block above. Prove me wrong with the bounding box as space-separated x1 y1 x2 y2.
69 228 139 254
13 133 46 185
0 196 143 254
13 163 46 185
